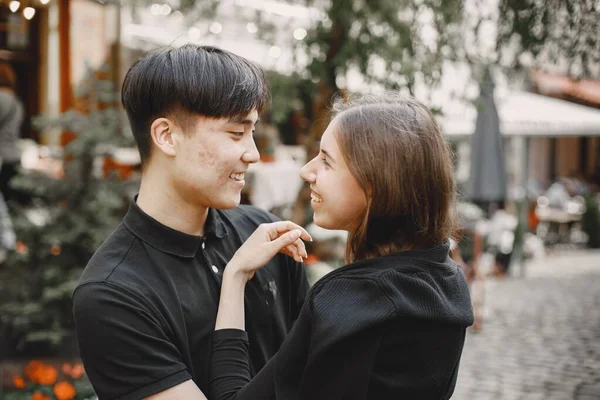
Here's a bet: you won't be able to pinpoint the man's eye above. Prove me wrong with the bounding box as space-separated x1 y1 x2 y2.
229 132 244 138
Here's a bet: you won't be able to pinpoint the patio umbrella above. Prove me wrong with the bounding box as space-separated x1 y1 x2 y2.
467 67 507 212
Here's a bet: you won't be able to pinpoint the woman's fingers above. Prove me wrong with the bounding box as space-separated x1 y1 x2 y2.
259 221 310 263
264 221 312 243
293 238 308 258
284 241 307 263
270 229 302 254
284 245 302 263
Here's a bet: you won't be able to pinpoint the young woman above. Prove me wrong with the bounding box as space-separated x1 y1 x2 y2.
210 94 474 400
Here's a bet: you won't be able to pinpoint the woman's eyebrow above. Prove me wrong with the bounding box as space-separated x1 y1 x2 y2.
321 149 336 163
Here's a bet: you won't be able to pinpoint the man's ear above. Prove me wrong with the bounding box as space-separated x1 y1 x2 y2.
150 118 178 157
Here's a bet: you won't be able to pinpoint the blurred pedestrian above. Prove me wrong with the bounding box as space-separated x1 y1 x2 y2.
0 63 24 203
0 190 15 263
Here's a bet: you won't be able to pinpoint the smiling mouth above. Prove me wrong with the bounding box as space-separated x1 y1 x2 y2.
310 191 323 203
229 172 245 182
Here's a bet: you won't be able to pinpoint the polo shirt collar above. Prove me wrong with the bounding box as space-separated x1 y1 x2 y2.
123 196 228 258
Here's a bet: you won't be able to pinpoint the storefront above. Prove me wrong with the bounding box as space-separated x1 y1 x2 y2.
1 0 121 145
0 0 47 141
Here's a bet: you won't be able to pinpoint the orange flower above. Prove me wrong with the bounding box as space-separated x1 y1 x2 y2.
37 365 58 385
53 381 77 400
50 244 62 256
24 360 45 383
69 363 85 379
13 375 26 388
61 362 72 375
30 391 51 400
15 240 28 254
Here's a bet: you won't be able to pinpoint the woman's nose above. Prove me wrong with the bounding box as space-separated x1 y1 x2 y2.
300 159 316 183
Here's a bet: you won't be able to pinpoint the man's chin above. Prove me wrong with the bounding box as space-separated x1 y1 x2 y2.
213 195 241 210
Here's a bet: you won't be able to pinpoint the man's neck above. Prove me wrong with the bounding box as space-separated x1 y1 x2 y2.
137 175 209 237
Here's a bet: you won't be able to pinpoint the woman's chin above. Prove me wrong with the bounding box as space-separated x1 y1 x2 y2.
313 215 337 230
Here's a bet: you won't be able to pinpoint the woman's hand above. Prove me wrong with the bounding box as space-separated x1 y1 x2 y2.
227 221 312 282
216 221 312 331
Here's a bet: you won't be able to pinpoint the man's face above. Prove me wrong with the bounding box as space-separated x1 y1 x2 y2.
169 110 259 209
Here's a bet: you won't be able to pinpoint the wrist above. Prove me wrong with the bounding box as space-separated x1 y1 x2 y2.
224 262 251 284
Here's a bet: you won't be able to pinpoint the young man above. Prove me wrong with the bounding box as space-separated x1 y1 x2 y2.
72 45 310 399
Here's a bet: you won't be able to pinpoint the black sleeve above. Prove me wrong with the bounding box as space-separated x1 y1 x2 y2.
73 283 191 399
289 256 310 320
264 208 310 320
209 329 276 400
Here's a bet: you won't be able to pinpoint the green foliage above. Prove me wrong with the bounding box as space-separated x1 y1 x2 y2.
497 0 600 78
266 70 316 125
300 0 464 92
0 68 136 356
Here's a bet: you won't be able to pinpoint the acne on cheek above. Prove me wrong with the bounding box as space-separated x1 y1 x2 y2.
195 147 232 181
196 147 217 166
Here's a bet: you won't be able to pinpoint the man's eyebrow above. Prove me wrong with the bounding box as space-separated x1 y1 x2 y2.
228 117 259 126
321 149 336 163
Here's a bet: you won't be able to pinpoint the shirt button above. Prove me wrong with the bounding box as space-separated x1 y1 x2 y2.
211 265 219 274
202 242 206 250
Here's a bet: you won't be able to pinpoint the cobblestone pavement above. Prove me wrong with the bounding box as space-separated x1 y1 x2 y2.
452 249 600 400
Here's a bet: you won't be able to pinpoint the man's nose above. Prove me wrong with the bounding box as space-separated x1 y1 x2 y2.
242 137 260 164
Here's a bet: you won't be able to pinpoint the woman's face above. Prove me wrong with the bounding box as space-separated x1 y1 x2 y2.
300 120 367 232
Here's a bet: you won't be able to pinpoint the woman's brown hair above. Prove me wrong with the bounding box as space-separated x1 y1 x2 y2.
330 93 457 263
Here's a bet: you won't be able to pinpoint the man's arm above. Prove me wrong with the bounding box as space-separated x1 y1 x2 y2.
144 380 207 400
73 282 201 399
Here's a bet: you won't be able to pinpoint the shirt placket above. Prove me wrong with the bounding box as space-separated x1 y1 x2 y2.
199 237 223 285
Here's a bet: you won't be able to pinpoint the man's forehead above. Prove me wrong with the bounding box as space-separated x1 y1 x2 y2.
226 110 259 125
189 110 258 129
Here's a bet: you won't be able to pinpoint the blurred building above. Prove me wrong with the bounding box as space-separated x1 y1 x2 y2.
1 0 121 144
530 70 600 184
442 86 600 194
0 0 48 141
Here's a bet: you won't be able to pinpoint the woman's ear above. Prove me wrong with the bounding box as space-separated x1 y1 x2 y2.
150 117 178 157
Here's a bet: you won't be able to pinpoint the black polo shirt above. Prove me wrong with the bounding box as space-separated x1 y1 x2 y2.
72 199 310 400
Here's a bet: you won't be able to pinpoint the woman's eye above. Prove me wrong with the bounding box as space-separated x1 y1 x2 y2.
321 157 330 167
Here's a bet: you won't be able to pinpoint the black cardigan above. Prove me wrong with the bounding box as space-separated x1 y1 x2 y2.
210 242 474 400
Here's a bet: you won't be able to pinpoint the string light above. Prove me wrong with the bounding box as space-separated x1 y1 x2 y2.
188 27 201 40
5 0 52 20
246 22 258 33
159 4 171 15
23 6 35 20
9 1 20 12
293 28 307 40
209 21 222 34
268 46 281 58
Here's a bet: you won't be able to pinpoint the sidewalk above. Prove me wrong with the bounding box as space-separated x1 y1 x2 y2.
452 249 600 400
